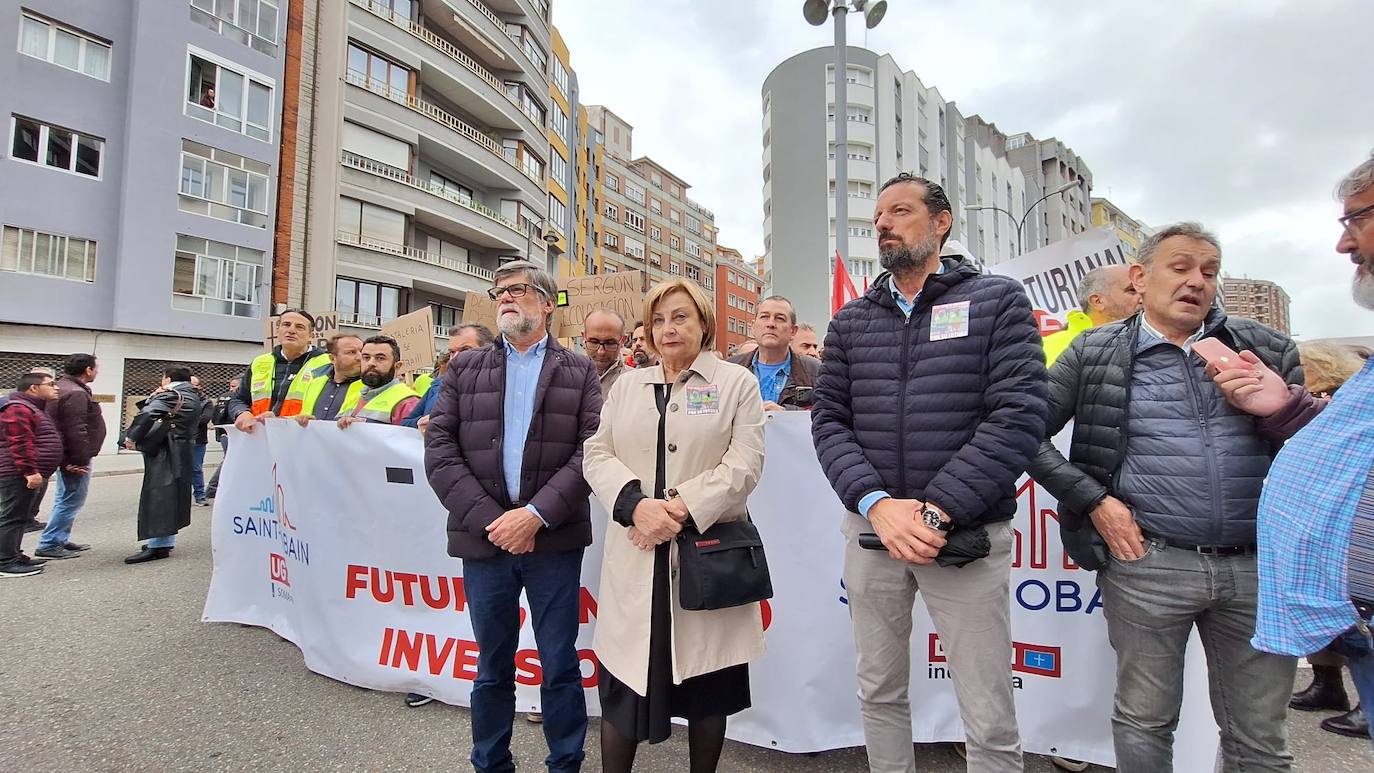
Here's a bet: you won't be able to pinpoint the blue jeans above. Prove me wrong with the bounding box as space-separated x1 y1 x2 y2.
1098 544 1296 773
464 548 587 773
147 535 175 548
192 443 208 500
37 470 91 550
1328 616 1374 751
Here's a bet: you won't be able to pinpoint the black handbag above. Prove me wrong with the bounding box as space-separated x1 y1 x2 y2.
135 390 185 454
675 514 773 611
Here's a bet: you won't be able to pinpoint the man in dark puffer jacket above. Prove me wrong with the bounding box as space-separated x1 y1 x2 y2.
1027 223 1301 772
813 173 1047 773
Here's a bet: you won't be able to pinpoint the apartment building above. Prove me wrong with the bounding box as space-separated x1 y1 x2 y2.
714 246 763 357
1091 197 1146 262
1222 275 1292 334
0 1 289 450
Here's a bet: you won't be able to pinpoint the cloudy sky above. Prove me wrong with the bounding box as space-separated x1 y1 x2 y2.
553 0 1371 339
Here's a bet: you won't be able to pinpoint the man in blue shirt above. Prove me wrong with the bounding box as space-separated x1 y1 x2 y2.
1212 153 1374 750
726 295 819 410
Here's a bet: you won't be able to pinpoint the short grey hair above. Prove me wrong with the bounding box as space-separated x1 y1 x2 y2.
1076 266 1118 312
797 322 816 334
1338 152 1374 200
449 323 495 347
493 260 559 330
1138 222 1221 268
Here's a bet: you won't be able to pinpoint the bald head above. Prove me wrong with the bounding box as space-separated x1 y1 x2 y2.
1078 264 1140 325
583 309 627 374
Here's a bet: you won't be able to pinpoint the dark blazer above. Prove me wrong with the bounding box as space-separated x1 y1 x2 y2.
424 336 603 560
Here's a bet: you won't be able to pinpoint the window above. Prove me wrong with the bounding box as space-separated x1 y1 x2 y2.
504 81 545 126
185 49 274 141
333 277 404 325
346 43 409 102
828 105 871 123
648 251 662 267
685 264 700 281
625 182 645 205
550 150 568 184
669 234 680 250
1 225 96 282
685 214 701 235
686 241 701 258
624 210 644 233
650 224 661 242
649 198 662 215
746 301 755 313
190 0 279 54
669 260 680 276
10 116 102 178
552 104 569 141
604 232 619 250
548 194 567 234
603 202 619 221
179 140 271 227
828 142 873 161
624 237 645 259
431 302 460 331
703 274 713 290
829 180 872 198
504 23 547 71
728 270 737 285
552 57 570 96
669 208 680 224
604 172 618 191
337 196 407 246
19 12 111 80
428 171 473 204
171 235 263 317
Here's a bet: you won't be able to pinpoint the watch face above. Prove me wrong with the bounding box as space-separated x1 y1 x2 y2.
922 508 942 529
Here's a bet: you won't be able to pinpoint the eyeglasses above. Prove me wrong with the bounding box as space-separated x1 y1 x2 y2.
487 282 544 301
1339 203 1374 237
584 339 622 350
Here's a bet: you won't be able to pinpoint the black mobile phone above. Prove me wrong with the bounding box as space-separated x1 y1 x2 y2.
858 533 885 551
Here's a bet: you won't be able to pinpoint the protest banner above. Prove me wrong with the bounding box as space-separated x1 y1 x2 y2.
264 311 339 350
999 227 1130 334
378 307 435 375
205 411 1219 767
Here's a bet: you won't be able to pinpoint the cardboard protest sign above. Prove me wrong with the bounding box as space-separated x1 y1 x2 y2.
556 271 643 337
264 311 339 351
378 307 435 375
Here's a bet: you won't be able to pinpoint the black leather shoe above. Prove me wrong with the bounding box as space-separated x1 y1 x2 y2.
1321 705 1370 739
64 542 91 552
23 520 46 533
1290 665 1351 712
124 547 172 564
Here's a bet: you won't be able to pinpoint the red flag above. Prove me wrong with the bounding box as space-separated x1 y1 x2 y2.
862 275 870 293
832 250 859 314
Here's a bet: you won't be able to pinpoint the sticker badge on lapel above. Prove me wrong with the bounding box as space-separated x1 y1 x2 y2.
685 384 721 416
930 300 971 341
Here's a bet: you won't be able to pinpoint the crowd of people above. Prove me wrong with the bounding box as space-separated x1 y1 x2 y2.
3 153 1374 773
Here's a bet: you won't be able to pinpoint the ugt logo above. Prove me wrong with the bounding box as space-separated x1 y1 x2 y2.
269 553 290 586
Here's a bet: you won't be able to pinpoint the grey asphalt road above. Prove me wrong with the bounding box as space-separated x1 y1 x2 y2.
2 473 1370 772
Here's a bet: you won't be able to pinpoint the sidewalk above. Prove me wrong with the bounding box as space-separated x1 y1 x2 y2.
92 445 224 477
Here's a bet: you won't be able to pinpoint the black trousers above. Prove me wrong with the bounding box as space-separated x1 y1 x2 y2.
0 475 43 563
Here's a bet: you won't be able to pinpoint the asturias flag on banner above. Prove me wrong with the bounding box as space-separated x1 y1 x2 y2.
832 250 859 314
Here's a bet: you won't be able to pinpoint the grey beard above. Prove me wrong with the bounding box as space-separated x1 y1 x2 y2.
879 233 940 275
1354 261 1374 310
361 370 393 389
498 311 540 339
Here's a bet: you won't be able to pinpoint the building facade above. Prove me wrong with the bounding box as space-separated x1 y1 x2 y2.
1222 275 1292 334
1091 197 1146 262
1 0 290 449
714 246 762 357
277 0 555 348
583 105 718 295
762 47 1089 327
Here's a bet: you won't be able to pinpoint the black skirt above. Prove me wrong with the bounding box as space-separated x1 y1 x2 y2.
597 382 751 744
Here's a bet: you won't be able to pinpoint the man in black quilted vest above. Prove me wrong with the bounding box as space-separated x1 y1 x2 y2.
813 173 1048 773
1027 223 1303 772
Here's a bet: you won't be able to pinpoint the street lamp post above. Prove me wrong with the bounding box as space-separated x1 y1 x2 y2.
805 0 887 273
965 180 1080 257
524 218 560 262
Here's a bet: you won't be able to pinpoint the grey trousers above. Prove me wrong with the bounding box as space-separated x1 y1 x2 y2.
1098 540 1297 773
843 513 1023 773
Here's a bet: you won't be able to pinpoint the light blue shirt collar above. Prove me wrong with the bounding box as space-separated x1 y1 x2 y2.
890 261 946 317
504 335 549 358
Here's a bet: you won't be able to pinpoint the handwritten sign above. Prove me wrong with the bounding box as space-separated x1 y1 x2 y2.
378 307 435 375
556 271 643 337
461 291 498 329
263 311 339 350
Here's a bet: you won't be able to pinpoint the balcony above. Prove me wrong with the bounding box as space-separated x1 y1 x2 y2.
340 150 526 251
426 0 550 84
348 0 543 138
344 71 541 199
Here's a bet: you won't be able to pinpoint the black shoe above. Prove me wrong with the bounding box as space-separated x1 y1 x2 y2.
64 542 91 552
18 554 48 567
1321 705 1370 739
124 547 172 564
23 520 46 533
0 561 43 578
34 546 82 560
404 693 435 708
1291 665 1351 712
195 498 209 506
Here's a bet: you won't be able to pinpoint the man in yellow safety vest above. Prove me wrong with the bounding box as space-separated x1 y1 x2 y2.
337 335 420 429
1041 264 1140 367
293 334 365 425
228 309 329 432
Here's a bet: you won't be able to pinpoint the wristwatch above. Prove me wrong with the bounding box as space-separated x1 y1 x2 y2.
923 505 953 532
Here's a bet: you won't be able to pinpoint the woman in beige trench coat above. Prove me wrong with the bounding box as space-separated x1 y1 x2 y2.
583 278 766 772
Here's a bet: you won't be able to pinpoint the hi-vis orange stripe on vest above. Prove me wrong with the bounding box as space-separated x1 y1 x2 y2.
248 351 330 417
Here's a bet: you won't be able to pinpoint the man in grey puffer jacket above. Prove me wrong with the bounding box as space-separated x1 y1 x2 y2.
1027 222 1302 773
